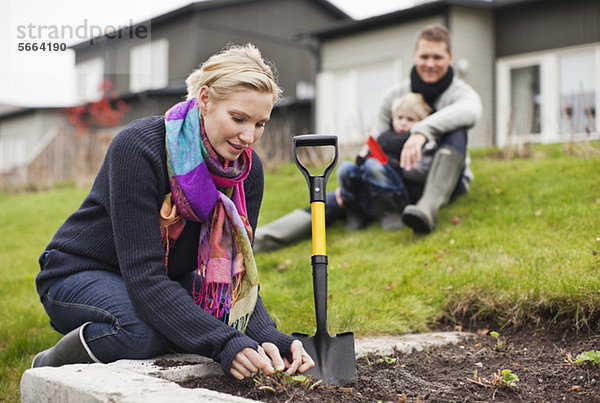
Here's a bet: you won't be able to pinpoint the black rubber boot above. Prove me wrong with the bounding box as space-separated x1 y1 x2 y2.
342 199 369 231
253 209 312 253
32 322 100 367
372 193 404 231
402 146 465 234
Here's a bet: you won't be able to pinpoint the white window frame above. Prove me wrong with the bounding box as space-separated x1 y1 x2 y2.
496 44 600 147
129 38 169 93
75 57 104 103
316 57 402 147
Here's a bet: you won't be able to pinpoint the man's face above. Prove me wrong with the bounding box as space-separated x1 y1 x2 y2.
414 39 452 84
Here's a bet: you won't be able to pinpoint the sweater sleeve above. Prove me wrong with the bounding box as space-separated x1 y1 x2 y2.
245 294 296 355
105 121 259 377
410 80 483 142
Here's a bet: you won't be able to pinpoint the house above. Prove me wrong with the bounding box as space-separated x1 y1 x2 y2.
308 0 600 150
70 0 350 159
0 0 350 188
3 0 599 189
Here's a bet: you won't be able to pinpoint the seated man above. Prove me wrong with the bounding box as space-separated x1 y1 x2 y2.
373 23 482 234
254 23 482 252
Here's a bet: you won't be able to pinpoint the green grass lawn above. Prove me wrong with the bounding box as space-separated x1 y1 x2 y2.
257 143 600 337
1 142 599 401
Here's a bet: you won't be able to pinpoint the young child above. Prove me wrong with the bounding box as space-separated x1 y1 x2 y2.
336 92 432 231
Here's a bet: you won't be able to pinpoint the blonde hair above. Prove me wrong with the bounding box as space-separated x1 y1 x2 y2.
391 93 432 121
185 43 282 103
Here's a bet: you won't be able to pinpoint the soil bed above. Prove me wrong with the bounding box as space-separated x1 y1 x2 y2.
178 327 600 402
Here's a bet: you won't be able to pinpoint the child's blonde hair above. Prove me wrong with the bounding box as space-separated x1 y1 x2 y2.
186 43 282 103
391 93 432 121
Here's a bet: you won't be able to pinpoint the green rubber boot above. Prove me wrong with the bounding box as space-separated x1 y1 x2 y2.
32 322 100 367
253 209 312 253
402 146 465 234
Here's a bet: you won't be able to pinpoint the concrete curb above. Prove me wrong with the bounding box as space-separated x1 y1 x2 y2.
355 331 466 357
21 331 469 402
20 364 255 403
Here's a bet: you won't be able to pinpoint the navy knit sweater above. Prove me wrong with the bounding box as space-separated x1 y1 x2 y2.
36 116 294 375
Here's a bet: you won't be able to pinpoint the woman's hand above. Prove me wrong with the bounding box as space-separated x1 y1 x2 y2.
230 340 314 379
283 340 315 374
230 346 275 379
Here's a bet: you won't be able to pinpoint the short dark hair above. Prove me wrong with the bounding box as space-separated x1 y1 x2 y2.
416 24 451 54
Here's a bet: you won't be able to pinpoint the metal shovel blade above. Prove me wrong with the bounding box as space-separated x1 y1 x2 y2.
293 330 357 386
292 260 357 387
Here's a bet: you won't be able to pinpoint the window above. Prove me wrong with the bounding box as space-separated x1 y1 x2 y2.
130 38 169 93
75 58 104 103
510 65 541 135
296 81 315 100
497 44 600 146
357 65 395 133
317 60 401 146
559 51 596 135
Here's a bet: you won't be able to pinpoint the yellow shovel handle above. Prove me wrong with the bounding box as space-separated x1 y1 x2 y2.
311 201 326 255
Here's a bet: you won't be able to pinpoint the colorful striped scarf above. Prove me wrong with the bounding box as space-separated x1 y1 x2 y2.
162 98 258 333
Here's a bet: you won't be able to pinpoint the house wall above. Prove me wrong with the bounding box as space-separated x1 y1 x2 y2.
188 0 338 101
319 16 444 72
496 0 600 58
448 6 495 148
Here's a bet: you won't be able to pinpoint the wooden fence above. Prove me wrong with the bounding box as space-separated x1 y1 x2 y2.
0 128 118 191
0 119 362 191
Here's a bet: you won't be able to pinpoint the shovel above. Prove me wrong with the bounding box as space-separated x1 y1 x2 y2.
291 134 357 387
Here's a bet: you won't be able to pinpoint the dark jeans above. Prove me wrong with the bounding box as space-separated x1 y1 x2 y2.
337 159 410 218
40 270 200 363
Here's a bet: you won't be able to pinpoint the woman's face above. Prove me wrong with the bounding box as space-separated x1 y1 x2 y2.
199 87 273 161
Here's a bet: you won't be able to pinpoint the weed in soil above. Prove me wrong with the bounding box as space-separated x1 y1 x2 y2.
178 328 600 402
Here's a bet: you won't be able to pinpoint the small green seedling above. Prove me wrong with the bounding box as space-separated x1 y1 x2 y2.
500 369 520 387
468 369 519 388
489 331 506 351
575 350 600 366
379 356 397 365
253 369 322 393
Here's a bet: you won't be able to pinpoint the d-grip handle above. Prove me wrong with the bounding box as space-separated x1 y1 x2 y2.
293 134 339 203
294 134 338 148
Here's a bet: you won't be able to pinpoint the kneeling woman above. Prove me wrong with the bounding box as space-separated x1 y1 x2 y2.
33 44 314 379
